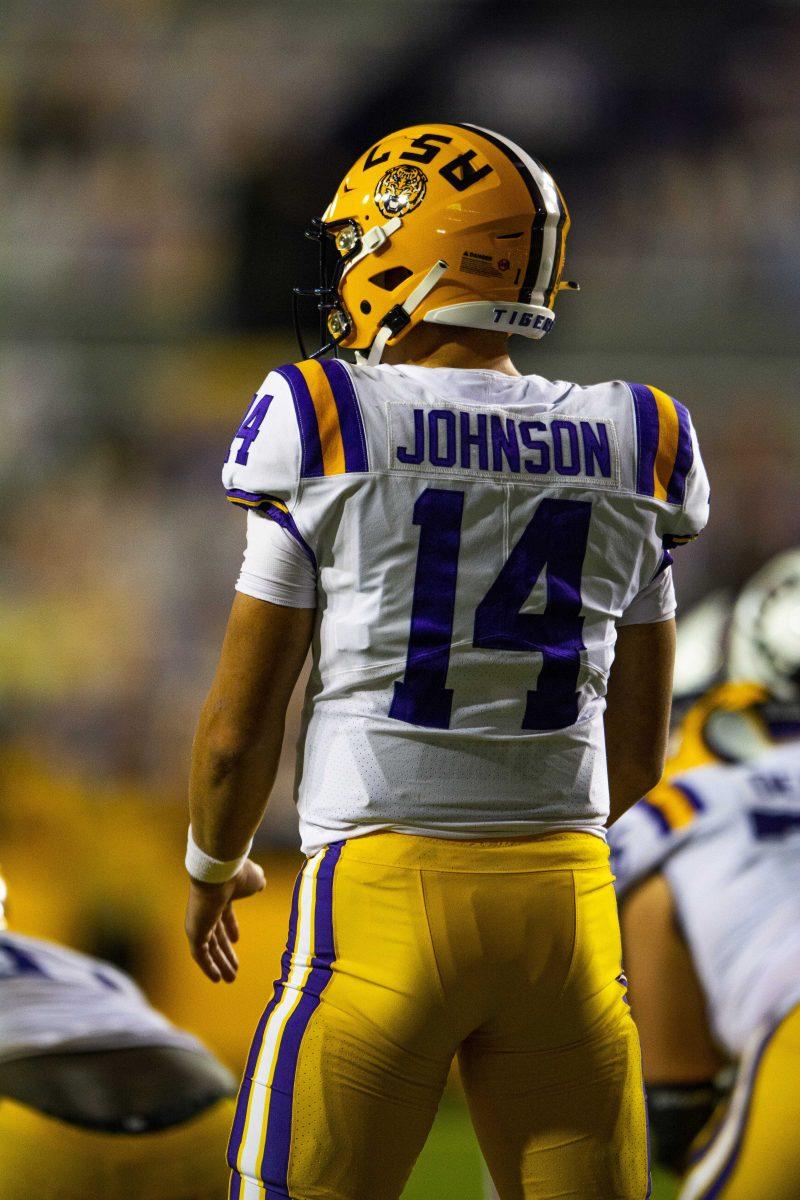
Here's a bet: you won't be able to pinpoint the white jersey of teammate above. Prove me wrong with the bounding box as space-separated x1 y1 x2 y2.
610 742 800 1057
0 931 205 1064
223 361 709 854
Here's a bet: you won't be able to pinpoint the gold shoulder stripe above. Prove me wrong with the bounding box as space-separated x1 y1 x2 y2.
296 360 346 476
648 385 680 502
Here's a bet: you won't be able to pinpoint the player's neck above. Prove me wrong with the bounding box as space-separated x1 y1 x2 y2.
380 326 521 376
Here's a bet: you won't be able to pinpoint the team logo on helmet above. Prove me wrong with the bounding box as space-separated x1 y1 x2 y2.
374 165 427 218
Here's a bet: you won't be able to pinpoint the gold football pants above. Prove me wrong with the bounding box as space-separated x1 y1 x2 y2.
0 1095 235 1199
228 831 649 1200
679 1002 800 1200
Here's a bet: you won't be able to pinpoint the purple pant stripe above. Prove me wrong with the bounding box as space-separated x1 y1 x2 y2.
319 359 369 473
228 869 303 1170
228 1170 241 1199
666 398 693 504
277 365 324 478
628 383 659 497
259 842 343 1194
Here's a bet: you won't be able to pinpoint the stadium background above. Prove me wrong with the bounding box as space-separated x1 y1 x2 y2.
2 1 799 1195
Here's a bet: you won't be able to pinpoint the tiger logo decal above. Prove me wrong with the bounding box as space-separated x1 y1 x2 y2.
374 165 427 218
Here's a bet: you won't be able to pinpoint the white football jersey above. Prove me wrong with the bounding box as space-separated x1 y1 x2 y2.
0 932 205 1064
610 742 800 1056
223 361 709 854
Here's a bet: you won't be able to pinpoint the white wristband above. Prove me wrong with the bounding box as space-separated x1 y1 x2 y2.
185 827 253 884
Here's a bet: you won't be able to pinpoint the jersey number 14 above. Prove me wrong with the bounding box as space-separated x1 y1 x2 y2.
389 489 591 731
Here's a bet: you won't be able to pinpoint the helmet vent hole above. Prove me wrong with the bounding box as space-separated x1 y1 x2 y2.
496 231 524 240
360 300 372 315
369 266 413 292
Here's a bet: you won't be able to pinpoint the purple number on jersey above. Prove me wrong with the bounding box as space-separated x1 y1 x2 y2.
474 498 591 730
391 491 591 731
389 489 464 729
233 393 274 465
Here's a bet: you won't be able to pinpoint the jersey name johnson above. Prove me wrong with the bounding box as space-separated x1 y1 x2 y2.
389 401 620 486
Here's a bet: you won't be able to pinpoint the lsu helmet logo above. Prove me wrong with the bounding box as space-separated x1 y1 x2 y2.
375 165 427 218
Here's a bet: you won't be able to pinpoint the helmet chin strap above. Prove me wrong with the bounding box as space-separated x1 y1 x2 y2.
358 260 449 367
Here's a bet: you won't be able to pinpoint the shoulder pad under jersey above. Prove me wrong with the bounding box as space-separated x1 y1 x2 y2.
624 383 710 548
221 358 369 566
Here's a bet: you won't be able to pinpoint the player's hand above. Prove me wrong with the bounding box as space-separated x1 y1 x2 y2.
185 859 266 983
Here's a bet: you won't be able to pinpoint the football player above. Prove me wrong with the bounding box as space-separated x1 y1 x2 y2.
184 123 710 1200
0 871 236 1199
643 550 800 828
610 550 800 1198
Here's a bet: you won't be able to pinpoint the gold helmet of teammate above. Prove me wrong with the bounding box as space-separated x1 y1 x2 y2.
293 123 577 364
0 869 7 930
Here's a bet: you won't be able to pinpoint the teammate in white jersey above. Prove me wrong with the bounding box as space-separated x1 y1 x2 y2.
184 123 710 1200
610 551 800 1199
0 876 236 1199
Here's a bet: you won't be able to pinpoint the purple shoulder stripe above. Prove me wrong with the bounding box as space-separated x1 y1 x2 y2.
276 364 324 478
638 798 672 836
671 781 705 813
628 383 660 497
319 359 369 473
666 397 693 504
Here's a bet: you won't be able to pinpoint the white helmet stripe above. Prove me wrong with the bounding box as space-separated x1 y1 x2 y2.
459 123 563 306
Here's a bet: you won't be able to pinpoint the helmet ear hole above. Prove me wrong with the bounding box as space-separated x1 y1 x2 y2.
369 266 413 292
360 301 372 314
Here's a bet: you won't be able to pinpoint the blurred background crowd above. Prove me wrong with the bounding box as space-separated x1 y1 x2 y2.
1 0 799 1077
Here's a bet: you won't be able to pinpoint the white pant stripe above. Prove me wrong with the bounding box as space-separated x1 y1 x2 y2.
236 851 324 1180
679 1021 772 1200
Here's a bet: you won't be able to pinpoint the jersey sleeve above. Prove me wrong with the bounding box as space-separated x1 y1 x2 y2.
236 510 317 608
609 776 705 900
618 565 676 626
627 383 710 548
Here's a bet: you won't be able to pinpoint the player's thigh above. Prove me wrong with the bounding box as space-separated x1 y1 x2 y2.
460 864 648 1200
462 1007 648 1200
679 1004 800 1200
229 840 453 1200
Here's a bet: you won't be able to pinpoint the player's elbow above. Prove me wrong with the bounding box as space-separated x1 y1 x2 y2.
631 751 666 798
608 753 666 823
196 708 264 778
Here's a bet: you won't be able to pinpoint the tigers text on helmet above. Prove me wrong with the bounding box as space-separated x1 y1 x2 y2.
727 549 800 701
293 123 577 364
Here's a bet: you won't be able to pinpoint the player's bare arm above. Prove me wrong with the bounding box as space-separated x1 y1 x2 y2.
185 593 314 983
605 617 676 823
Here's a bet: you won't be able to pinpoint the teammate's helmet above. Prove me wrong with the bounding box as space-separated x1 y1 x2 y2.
0 869 7 930
293 123 576 364
727 549 800 700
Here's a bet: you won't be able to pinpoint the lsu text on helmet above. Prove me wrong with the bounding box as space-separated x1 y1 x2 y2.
294 123 577 364
728 549 800 701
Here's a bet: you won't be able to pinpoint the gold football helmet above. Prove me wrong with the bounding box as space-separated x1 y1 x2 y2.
293 122 576 364
0 868 7 929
